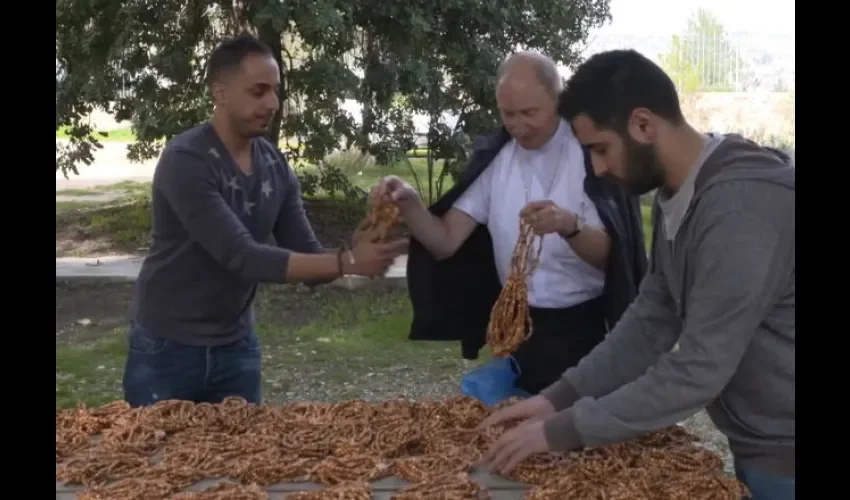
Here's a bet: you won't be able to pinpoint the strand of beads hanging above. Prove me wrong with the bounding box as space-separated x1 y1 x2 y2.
486 217 544 357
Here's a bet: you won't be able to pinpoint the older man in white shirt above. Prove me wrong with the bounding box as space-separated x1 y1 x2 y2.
371 52 647 402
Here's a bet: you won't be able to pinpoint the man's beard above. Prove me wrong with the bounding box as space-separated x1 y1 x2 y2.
616 134 665 195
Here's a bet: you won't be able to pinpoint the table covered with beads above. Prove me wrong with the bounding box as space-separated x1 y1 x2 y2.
56 396 747 500
56 470 529 499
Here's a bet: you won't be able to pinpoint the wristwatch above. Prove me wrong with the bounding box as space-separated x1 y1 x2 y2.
564 214 584 239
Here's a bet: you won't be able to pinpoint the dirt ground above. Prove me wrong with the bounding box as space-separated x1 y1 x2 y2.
56 281 137 342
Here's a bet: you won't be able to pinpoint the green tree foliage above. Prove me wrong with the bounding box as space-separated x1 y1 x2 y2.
659 9 744 92
56 0 612 192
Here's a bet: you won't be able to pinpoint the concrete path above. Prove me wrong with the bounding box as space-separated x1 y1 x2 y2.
56 255 146 279
56 141 157 190
56 254 409 289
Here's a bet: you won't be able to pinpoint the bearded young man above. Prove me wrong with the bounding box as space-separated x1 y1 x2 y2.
122 35 407 407
371 52 647 401
479 49 795 500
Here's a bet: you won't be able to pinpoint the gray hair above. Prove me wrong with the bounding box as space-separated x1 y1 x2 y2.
496 51 564 95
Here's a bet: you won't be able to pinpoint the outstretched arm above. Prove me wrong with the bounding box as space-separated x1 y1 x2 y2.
156 147 344 284
543 209 793 451
384 167 492 260
272 160 325 255
404 204 479 260
540 259 681 413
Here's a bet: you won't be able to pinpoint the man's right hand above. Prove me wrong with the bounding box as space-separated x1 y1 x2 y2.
478 395 556 429
370 175 421 213
346 237 409 277
369 174 477 260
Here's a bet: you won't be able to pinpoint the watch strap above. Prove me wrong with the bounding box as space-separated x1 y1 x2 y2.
564 215 584 239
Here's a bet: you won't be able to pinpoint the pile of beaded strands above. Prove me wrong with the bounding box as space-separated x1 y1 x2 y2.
57 396 750 499
359 195 402 244
486 218 544 357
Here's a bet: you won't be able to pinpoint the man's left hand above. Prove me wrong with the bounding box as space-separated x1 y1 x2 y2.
520 200 576 236
479 419 551 475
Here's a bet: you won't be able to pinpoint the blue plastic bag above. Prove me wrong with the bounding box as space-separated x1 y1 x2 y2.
460 356 531 407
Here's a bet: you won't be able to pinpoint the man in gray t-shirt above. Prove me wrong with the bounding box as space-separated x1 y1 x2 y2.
480 50 794 500
123 35 407 407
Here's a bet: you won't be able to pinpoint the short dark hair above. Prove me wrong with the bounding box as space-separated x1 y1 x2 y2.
206 34 274 86
559 49 684 131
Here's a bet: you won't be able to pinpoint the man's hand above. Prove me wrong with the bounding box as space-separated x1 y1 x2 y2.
480 419 551 475
346 237 409 277
479 395 556 430
519 200 576 236
369 175 421 214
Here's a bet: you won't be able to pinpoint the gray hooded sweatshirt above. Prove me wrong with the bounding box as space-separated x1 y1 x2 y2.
541 134 795 477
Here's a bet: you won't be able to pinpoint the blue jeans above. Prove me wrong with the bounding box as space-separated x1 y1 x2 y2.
122 323 262 406
736 462 795 500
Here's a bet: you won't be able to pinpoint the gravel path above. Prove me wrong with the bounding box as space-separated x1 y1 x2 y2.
680 411 734 473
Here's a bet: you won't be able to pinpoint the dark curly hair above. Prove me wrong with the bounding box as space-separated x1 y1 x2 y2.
559 49 685 132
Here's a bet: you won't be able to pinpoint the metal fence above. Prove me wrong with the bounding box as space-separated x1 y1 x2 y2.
578 32 795 93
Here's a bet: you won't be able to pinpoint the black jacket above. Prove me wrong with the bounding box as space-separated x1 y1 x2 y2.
406 127 648 359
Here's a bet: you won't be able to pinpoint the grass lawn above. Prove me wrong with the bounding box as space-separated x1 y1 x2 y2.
640 199 653 250
56 196 154 257
350 157 453 204
56 282 473 409
289 156 453 205
56 180 151 199
56 200 105 212
56 126 137 142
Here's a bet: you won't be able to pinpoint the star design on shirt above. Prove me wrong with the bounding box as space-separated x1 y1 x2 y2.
208 148 220 158
228 176 241 191
243 200 256 215
261 180 273 198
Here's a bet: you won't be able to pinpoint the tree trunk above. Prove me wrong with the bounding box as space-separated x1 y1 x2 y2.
359 30 376 154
